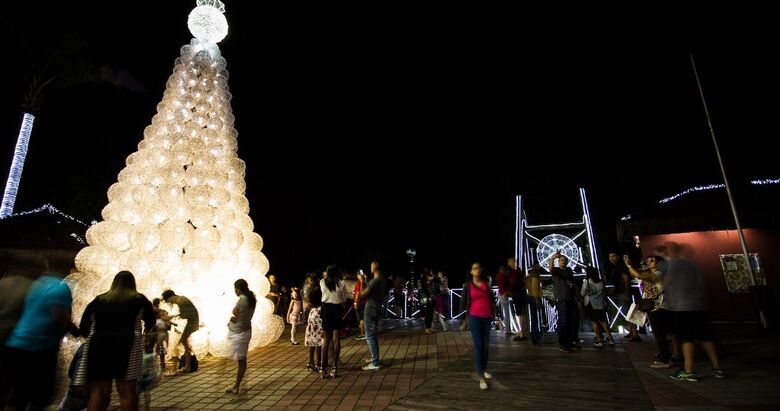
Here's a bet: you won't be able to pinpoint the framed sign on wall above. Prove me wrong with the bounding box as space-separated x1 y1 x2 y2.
719 253 767 293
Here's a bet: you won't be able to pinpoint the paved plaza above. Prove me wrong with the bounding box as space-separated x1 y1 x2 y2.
65 320 779 410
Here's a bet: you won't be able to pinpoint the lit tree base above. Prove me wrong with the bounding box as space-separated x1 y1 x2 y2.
67 35 284 359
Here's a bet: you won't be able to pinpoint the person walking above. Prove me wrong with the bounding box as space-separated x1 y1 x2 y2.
460 262 496 390
4 273 79 410
657 242 725 381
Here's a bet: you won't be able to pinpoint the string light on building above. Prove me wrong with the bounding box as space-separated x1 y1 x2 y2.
658 184 725 204
3 203 89 225
66 0 283 359
751 178 780 186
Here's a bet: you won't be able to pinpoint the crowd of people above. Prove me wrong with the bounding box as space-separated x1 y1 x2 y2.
0 265 260 410
269 241 726 389
0 240 727 408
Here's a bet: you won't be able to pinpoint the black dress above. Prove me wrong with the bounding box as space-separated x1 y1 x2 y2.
75 294 155 383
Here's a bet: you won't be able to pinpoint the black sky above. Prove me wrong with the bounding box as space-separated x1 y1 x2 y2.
2 3 779 284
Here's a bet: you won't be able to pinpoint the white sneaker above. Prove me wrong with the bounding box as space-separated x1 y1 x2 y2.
483 371 492 379
362 363 381 371
479 380 488 390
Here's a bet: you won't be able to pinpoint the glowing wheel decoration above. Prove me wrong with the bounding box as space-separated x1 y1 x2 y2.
536 233 579 269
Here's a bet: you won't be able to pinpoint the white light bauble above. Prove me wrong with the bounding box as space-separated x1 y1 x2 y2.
188 5 228 44
246 232 263 251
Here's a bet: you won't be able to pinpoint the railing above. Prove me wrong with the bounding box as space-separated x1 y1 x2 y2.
382 283 640 333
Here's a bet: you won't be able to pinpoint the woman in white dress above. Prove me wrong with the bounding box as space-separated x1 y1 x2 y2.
226 279 256 395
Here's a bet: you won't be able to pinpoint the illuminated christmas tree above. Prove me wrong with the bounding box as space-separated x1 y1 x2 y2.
67 0 284 357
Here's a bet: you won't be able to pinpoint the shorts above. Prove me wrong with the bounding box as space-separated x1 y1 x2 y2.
181 316 199 343
672 311 714 342
321 303 343 333
356 304 365 320
589 308 606 321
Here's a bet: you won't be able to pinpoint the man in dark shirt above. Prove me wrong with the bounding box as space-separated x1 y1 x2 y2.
549 252 577 352
508 258 528 341
494 265 514 335
658 242 725 381
361 261 387 370
162 290 199 373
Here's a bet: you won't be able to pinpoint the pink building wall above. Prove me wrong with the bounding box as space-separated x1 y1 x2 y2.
639 229 778 321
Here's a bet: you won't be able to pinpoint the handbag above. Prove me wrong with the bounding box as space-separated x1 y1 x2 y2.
178 354 198 372
637 280 664 312
636 298 655 312
636 290 663 312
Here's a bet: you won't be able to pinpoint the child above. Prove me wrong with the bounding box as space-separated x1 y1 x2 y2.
137 334 161 411
152 298 171 370
57 344 89 411
305 288 324 376
287 287 304 345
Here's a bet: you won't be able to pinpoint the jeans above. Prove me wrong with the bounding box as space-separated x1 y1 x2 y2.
649 309 672 362
422 304 434 329
468 315 492 377
364 312 380 366
528 298 543 342
499 295 515 333
556 300 575 348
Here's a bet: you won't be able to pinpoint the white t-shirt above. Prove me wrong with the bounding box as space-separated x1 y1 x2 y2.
320 279 347 304
228 294 255 332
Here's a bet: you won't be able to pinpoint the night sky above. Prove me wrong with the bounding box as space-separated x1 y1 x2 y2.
2 2 778 284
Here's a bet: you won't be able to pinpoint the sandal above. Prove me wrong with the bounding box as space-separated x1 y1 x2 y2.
306 363 318 372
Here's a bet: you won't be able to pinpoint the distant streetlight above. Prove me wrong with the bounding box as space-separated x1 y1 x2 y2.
406 248 417 289
406 248 416 263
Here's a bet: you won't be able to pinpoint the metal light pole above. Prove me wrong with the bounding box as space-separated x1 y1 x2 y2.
689 54 767 328
405 248 416 319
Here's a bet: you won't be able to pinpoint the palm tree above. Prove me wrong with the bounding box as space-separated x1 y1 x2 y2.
0 36 100 218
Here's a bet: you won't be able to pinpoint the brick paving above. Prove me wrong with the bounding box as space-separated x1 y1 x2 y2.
388 330 654 410
49 320 780 410
624 323 780 411
101 319 471 410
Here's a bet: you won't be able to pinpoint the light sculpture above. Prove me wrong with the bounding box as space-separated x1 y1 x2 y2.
66 0 283 358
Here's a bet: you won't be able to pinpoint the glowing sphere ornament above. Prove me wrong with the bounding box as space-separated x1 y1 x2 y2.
66 0 282 361
188 0 228 44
